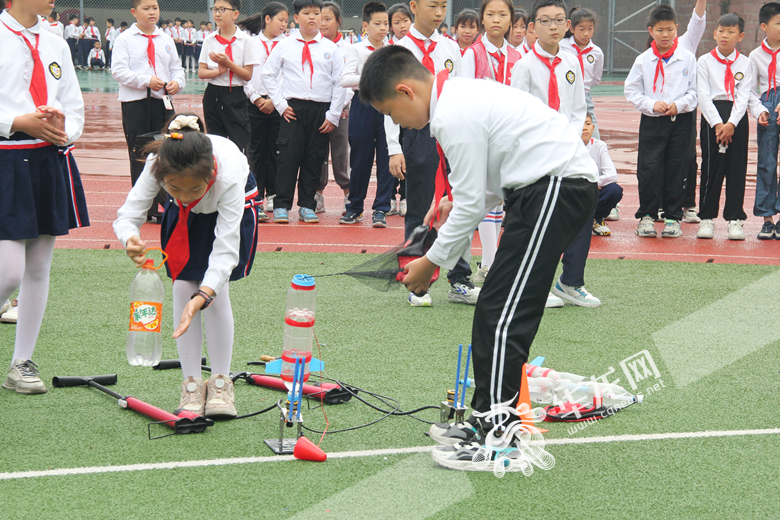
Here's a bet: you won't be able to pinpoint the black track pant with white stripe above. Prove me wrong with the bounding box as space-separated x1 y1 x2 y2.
470 176 598 415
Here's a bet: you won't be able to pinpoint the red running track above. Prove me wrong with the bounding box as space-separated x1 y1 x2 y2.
63 94 780 266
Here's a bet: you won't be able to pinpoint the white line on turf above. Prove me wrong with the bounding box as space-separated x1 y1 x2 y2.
1 428 778 481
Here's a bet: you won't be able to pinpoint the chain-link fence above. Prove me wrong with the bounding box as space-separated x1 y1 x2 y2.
54 0 669 73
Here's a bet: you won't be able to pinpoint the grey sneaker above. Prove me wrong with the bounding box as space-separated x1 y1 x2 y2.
727 220 745 240
399 199 407 216
339 211 364 224
342 196 349 216
697 219 714 239
472 264 489 284
0 298 17 323
177 376 206 416
636 216 657 238
758 221 775 240
605 204 620 221
372 211 387 228
592 219 611 236
299 207 319 223
265 195 275 213
3 359 47 394
661 219 682 238
314 193 326 213
449 278 480 305
387 199 399 216
204 374 236 418
682 208 701 223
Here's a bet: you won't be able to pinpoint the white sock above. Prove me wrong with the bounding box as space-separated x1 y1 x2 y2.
478 206 503 269
0 237 56 362
173 280 204 378
204 283 233 376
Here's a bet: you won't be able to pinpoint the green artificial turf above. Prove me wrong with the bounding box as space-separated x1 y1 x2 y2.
0 250 778 518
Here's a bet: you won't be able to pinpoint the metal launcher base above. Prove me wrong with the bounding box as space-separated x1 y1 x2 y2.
441 398 469 424
264 403 303 455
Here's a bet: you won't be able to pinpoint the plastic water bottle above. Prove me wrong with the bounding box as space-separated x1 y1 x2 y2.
281 275 316 390
126 259 164 366
527 377 555 404
526 365 586 384
554 380 643 407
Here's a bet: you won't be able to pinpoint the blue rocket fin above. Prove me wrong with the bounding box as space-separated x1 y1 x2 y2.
529 356 545 367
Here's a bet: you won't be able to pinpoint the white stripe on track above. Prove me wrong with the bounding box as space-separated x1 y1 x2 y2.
2 428 776 481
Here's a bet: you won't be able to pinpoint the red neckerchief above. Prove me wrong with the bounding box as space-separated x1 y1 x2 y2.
762 40 780 93
531 44 562 111
488 48 506 84
1 21 47 108
298 38 317 88
332 32 342 44
522 42 530 54
710 48 739 100
140 33 157 74
260 38 278 56
651 39 678 93
573 41 593 75
165 166 217 282
431 69 452 228
407 33 437 73
214 32 237 87
460 47 467 57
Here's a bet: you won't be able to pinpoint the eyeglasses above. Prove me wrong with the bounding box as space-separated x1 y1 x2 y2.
210 7 236 14
535 17 567 27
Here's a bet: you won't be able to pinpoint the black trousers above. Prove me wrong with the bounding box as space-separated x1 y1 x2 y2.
471 176 598 414
203 83 250 154
403 125 471 282
275 99 330 211
247 99 281 201
121 97 173 219
698 102 749 221
634 112 693 221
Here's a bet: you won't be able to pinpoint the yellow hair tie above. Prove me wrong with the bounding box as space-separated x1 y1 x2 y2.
167 132 184 140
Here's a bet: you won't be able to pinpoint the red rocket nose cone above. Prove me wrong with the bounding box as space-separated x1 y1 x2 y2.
293 436 327 462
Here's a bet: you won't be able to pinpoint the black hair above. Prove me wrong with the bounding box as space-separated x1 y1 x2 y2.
760 2 780 25
217 0 242 10
388 3 413 25
70 15 79 21
107 18 114 25
564 6 594 37
441 23 448 29
322 1 342 23
647 5 676 28
293 0 324 15
201 21 207 26
363 1 388 23
120 21 128 27
141 113 214 185
359 45 431 104
86 17 94 23
455 8 480 31
238 2 287 34
175 17 182 22
529 0 568 25
717 12 745 33
514 8 528 25
481 0 515 38
50 10 59 20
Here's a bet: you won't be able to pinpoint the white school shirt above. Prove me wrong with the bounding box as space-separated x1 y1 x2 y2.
510 41 587 131
460 37 512 81
384 26 462 155
114 135 251 295
199 28 260 87
330 34 354 106
586 138 617 188
518 40 532 57
88 48 106 63
678 10 706 55
624 46 698 116
111 24 186 102
0 11 84 144
48 21 64 39
170 25 183 41
184 28 196 44
244 32 284 102
561 35 604 91
261 32 348 126
697 49 751 128
64 23 79 39
83 25 100 41
164 27 172 37
748 40 780 101
341 38 380 89
196 30 205 43
426 77 597 269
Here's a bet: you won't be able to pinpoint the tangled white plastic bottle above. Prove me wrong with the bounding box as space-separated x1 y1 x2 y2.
281 274 316 391
126 259 164 366
554 380 643 407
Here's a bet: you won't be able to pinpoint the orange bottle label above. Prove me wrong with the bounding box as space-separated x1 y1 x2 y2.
129 301 163 333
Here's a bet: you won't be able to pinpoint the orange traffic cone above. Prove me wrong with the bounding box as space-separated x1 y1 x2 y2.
517 363 548 433
293 436 327 462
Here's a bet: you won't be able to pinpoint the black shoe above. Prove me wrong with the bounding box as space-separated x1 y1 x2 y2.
758 221 775 240
339 211 363 224
372 211 387 228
